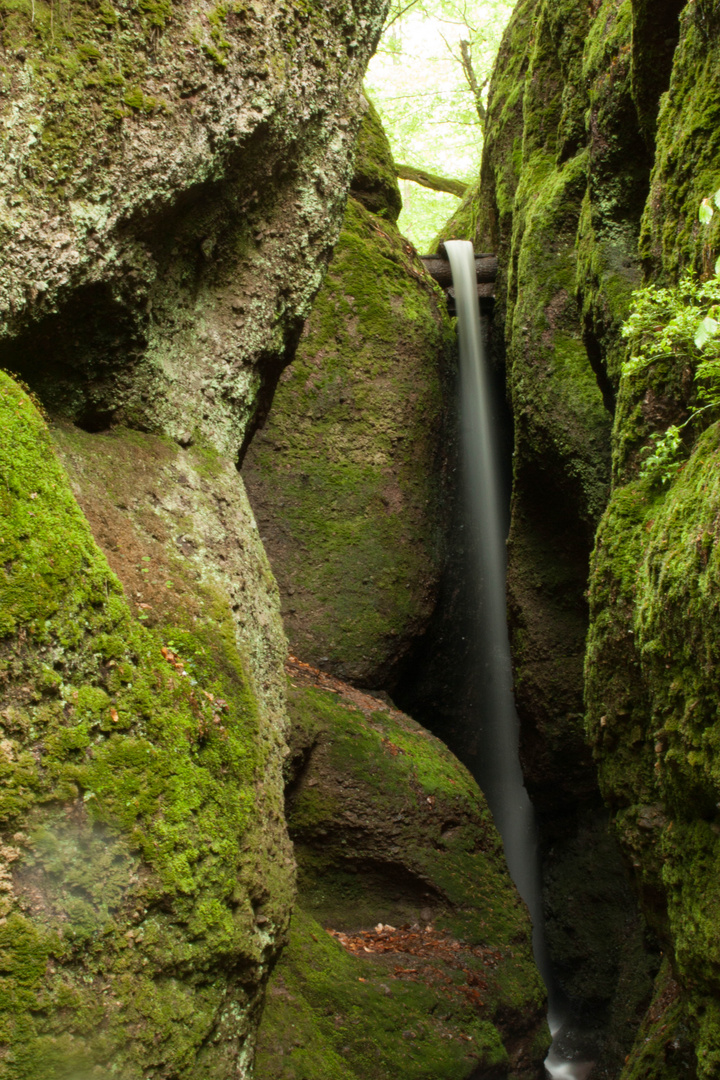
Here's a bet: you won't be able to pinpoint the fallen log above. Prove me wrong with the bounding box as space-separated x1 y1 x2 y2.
394 164 468 198
420 254 498 288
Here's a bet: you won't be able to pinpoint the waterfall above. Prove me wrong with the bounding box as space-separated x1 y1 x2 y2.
444 241 592 1080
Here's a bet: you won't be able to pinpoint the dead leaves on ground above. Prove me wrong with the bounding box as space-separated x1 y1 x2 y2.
286 654 407 723
327 922 504 1011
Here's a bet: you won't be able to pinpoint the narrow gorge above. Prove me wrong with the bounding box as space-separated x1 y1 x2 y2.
1 0 720 1078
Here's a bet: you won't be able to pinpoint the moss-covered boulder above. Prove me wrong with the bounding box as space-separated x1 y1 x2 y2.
0 0 389 455
583 6 720 1076
0 371 293 1077
255 662 550 1079
243 105 454 688
586 420 720 1078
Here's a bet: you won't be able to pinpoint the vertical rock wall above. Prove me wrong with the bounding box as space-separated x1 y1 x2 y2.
586 3 720 1076
0 0 391 1075
432 0 713 1070
0 0 389 456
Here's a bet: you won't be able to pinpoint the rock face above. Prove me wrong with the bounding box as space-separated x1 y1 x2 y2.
0 0 391 1075
584 7 720 1074
255 661 550 1080
432 0 720 1074
243 103 454 688
0 0 388 457
0 373 293 1078
442 0 644 816
424 2 661 1064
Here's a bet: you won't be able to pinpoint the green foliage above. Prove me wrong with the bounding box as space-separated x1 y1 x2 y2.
621 272 720 484
698 188 720 227
365 0 514 251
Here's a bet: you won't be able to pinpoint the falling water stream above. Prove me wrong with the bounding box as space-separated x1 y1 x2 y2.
444 241 593 1080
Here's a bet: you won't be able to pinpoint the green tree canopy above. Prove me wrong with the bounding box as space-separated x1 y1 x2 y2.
365 0 513 251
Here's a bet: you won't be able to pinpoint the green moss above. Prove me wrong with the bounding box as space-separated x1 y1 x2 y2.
0 370 278 1076
0 0 175 194
587 415 720 1075
257 681 549 1077
243 195 454 684
256 908 510 1080
640 1 720 277
351 97 402 221
432 177 480 251
123 86 162 113
619 959 698 1079
289 681 543 968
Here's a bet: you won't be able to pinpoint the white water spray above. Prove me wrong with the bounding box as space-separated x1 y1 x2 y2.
444 240 592 1080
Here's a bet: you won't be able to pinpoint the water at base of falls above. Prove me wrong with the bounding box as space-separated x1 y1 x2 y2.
444 240 593 1080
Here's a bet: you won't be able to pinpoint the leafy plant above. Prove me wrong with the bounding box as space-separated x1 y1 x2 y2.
619 186 720 485
698 187 720 231
698 187 720 286
621 273 720 485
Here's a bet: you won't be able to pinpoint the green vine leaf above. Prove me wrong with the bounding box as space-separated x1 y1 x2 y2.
700 198 714 224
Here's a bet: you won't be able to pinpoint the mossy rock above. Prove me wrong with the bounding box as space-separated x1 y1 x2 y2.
255 668 550 1080
350 98 403 222
639 0 720 278
586 421 720 1078
434 0 653 815
242 188 454 688
583 15 720 1074
0 0 389 458
427 0 679 1068
0 371 293 1078
432 0 720 1074
256 908 516 1080
618 960 698 1080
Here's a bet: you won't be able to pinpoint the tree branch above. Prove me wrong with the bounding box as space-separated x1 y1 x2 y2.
395 164 468 198
383 0 423 31
459 39 487 129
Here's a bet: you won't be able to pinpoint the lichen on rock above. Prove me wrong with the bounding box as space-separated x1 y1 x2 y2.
0 0 391 457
